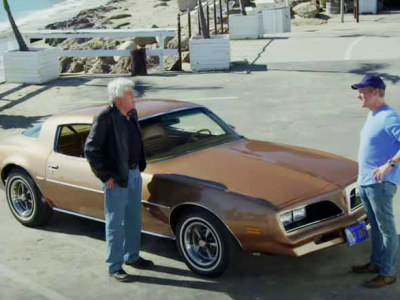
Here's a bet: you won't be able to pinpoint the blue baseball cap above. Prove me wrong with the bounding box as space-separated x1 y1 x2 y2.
351 75 386 90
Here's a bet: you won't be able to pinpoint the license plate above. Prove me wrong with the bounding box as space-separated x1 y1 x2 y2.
344 221 368 247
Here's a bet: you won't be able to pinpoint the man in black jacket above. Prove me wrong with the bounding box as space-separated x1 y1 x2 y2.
85 78 153 282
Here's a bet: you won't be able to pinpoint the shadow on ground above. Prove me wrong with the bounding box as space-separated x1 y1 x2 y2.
38 212 400 299
0 114 49 130
267 61 400 85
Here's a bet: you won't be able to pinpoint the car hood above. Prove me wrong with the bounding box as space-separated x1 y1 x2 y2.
148 139 358 208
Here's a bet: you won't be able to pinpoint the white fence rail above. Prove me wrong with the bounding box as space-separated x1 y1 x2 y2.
0 28 178 81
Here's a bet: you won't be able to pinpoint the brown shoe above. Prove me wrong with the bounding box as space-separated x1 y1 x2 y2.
365 274 397 288
352 262 380 274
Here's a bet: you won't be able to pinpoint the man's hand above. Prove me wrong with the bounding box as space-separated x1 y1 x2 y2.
106 178 115 190
374 163 393 181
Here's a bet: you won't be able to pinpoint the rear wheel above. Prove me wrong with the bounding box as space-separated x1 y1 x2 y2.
176 210 238 277
6 169 52 227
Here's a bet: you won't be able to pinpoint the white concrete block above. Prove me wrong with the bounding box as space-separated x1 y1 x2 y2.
3 47 60 84
359 0 377 14
229 14 264 40
262 6 291 34
190 34 230 71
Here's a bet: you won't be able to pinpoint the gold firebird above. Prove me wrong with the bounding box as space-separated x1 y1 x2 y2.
0 99 366 277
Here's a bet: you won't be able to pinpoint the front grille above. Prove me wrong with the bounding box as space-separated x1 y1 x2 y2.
285 201 344 232
349 187 363 210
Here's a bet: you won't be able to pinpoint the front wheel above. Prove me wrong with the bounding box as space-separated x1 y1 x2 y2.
176 210 238 277
6 169 52 227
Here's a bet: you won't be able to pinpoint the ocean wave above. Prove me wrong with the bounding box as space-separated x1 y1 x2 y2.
0 0 108 34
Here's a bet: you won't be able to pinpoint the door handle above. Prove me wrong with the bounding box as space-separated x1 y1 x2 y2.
48 164 59 170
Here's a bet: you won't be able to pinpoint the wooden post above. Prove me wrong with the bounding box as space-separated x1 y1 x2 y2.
219 0 223 34
207 2 210 33
340 0 344 23
214 0 217 34
227 0 230 32
159 34 165 73
188 9 192 38
198 2 201 35
177 13 182 71
356 0 359 23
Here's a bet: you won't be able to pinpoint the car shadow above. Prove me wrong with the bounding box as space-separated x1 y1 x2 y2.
40 212 400 298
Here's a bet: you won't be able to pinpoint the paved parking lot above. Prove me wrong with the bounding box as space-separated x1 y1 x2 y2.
1 58 400 299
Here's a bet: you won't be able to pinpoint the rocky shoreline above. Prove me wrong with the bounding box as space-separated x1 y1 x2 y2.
42 0 333 75
43 0 185 75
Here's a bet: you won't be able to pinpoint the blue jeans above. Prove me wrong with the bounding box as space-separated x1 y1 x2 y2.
104 168 142 274
359 181 398 276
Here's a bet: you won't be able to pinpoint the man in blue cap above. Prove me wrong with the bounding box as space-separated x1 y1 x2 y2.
351 75 399 288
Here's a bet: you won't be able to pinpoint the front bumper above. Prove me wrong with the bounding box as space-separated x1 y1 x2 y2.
243 206 367 257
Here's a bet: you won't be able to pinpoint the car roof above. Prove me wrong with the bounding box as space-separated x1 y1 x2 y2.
49 99 202 124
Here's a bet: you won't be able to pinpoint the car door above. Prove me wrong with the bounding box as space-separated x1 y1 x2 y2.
43 124 105 220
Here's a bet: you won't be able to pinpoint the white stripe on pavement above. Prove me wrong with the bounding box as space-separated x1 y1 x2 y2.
178 96 239 101
344 36 366 60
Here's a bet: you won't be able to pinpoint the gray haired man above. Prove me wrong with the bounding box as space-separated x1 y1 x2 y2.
85 78 153 282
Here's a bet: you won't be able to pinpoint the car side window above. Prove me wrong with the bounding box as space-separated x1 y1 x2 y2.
56 124 92 158
140 108 236 162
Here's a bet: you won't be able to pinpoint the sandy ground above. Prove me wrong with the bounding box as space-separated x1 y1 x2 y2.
99 0 186 30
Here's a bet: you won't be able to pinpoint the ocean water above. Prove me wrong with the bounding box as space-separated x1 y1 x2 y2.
0 0 109 33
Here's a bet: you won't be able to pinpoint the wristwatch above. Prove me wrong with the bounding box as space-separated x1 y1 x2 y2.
388 159 396 168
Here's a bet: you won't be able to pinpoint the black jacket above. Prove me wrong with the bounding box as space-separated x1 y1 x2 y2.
84 105 146 188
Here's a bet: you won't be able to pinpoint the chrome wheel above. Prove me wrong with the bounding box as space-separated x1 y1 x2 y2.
8 178 35 220
184 221 220 267
6 169 52 227
177 211 238 277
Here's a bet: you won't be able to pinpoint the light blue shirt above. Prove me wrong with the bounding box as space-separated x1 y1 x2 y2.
358 105 400 186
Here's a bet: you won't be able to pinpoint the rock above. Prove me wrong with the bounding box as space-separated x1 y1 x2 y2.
182 51 190 63
113 22 130 29
176 0 198 11
88 59 112 74
167 34 189 51
156 35 174 48
293 2 319 18
108 14 132 20
111 57 132 74
114 40 137 62
99 56 117 65
46 38 67 47
289 0 309 8
147 55 160 68
154 2 168 8
60 57 73 73
134 25 158 46
107 0 125 4
69 62 84 73
165 55 180 71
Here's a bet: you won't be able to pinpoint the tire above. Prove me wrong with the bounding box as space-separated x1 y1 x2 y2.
6 168 52 227
176 210 238 277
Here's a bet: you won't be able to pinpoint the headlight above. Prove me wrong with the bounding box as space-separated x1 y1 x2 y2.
280 207 307 226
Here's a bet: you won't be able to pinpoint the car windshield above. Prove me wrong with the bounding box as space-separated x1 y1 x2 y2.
140 107 241 162
22 123 43 139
